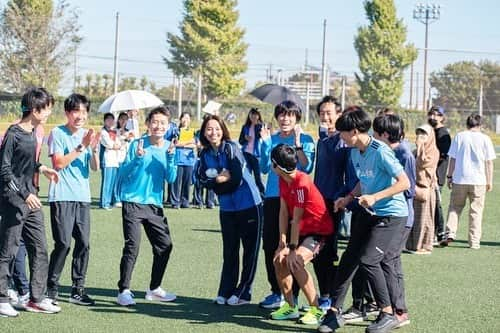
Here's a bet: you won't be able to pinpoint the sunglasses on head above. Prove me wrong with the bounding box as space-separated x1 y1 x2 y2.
271 158 293 174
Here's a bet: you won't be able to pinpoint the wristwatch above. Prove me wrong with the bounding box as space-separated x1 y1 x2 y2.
75 144 85 153
295 146 303 151
287 243 297 251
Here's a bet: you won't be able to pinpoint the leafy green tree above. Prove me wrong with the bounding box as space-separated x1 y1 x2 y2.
165 0 247 98
0 0 81 93
430 60 500 114
102 74 111 96
119 77 138 91
354 0 417 108
139 76 148 90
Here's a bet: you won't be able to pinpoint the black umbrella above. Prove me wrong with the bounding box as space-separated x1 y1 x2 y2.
250 83 307 112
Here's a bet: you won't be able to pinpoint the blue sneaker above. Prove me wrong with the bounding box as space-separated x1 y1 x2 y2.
318 297 332 312
259 293 284 309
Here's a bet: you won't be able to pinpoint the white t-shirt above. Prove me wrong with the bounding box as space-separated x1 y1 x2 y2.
125 118 140 139
448 130 496 185
100 129 121 168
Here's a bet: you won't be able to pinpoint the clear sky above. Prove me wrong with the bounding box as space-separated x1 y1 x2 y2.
2 0 500 104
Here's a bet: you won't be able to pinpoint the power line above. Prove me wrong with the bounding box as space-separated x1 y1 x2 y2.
419 47 500 56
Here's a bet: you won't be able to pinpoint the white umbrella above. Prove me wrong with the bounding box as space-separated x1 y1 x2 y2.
98 90 164 113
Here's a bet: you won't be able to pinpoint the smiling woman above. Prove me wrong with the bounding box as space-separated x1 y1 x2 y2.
195 114 263 306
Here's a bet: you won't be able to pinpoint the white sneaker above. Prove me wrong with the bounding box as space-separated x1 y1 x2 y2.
213 296 226 305
227 295 250 306
0 302 19 317
12 292 30 310
117 289 136 306
145 287 176 302
7 289 18 304
114 202 122 208
26 298 61 314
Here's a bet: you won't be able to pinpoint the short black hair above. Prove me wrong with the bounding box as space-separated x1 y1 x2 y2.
116 112 128 129
316 95 341 115
466 113 482 129
21 87 53 118
335 106 371 133
146 106 171 123
103 112 114 121
270 143 297 174
372 115 404 143
64 93 91 112
274 100 302 122
199 114 231 148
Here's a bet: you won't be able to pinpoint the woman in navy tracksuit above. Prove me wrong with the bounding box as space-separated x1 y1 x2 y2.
238 108 265 195
196 114 263 306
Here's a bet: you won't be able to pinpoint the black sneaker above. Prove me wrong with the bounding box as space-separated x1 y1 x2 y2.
365 312 399 333
342 306 367 323
318 309 345 333
363 302 380 317
69 289 95 306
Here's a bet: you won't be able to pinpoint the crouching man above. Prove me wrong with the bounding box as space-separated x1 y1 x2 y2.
270 143 333 325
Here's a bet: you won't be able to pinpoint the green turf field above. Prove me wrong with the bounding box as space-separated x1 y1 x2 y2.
2 156 500 333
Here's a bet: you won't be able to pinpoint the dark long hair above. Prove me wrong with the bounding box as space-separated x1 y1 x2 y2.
199 114 231 148
244 108 263 127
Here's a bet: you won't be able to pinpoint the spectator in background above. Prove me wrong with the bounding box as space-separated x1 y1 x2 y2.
225 112 237 124
192 128 216 209
125 109 140 139
172 112 196 209
407 125 439 254
238 108 266 196
427 106 451 243
163 109 179 207
100 113 121 210
441 114 495 249
114 112 132 207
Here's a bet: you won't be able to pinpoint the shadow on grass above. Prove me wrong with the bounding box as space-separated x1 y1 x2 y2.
57 286 309 332
449 239 500 247
192 228 221 233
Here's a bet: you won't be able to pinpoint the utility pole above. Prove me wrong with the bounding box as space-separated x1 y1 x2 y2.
415 72 419 110
73 48 77 91
321 19 328 96
428 86 432 110
479 81 483 116
172 75 176 101
197 70 202 121
305 81 310 125
409 62 414 109
304 48 309 71
177 76 183 118
112 12 120 94
341 76 346 111
414 4 441 111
